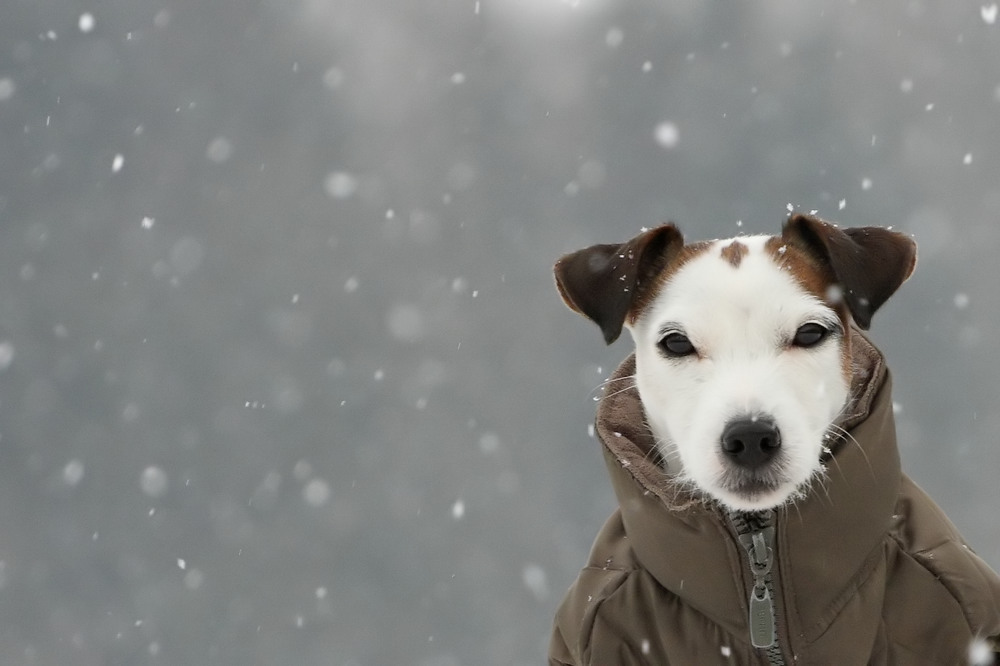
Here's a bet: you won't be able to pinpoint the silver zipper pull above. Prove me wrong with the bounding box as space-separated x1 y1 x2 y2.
737 522 777 649
749 583 776 648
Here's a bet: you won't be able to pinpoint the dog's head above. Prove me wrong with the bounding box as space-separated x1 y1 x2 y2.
555 214 916 511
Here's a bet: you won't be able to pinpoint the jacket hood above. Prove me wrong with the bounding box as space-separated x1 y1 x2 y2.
595 330 900 640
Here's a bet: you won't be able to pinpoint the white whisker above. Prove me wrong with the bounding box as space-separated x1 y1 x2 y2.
590 373 637 398
827 423 874 478
599 380 639 401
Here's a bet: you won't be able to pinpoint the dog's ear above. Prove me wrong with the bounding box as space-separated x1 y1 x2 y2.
782 214 917 330
554 224 684 344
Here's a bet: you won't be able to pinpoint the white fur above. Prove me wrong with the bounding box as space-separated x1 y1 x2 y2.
626 236 849 511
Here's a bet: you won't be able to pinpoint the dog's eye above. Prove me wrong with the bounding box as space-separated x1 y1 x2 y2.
658 332 696 358
792 323 829 348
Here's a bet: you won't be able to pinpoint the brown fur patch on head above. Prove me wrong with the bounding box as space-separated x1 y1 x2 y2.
626 240 714 326
764 237 832 300
719 240 749 268
764 236 853 382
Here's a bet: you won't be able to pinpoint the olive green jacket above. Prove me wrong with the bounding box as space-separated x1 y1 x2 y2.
550 335 1000 665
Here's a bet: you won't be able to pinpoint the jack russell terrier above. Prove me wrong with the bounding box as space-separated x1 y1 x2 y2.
549 214 1000 665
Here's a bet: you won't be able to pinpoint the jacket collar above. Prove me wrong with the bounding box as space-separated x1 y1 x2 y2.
596 330 900 642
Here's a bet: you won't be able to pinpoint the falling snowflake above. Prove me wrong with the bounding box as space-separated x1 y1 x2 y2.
206 137 233 163
140 466 169 498
981 4 998 25
324 171 359 199
522 563 549 601
605 27 624 48
478 432 500 454
303 478 331 507
0 342 13 371
62 460 85 486
969 637 993 665
655 122 680 149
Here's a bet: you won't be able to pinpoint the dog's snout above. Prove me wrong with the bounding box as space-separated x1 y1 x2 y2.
721 418 781 469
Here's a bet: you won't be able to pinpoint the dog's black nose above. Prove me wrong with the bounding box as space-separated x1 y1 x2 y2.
721 418 781 468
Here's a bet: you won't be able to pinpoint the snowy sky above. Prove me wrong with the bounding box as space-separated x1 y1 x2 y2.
0 1 998 663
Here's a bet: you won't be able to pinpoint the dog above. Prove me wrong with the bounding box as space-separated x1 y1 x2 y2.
554 213 915 511
549 214 1000 664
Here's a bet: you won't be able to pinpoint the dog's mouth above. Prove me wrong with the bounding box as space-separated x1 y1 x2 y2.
728 477 780 494
716 466 789 505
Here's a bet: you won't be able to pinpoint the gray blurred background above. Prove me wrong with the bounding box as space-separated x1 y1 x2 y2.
1 1 998 664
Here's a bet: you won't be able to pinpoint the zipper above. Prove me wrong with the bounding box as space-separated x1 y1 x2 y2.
730 510 786 666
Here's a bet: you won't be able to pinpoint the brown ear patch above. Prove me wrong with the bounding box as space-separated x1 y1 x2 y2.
627 240 713 325
764 237 836 302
